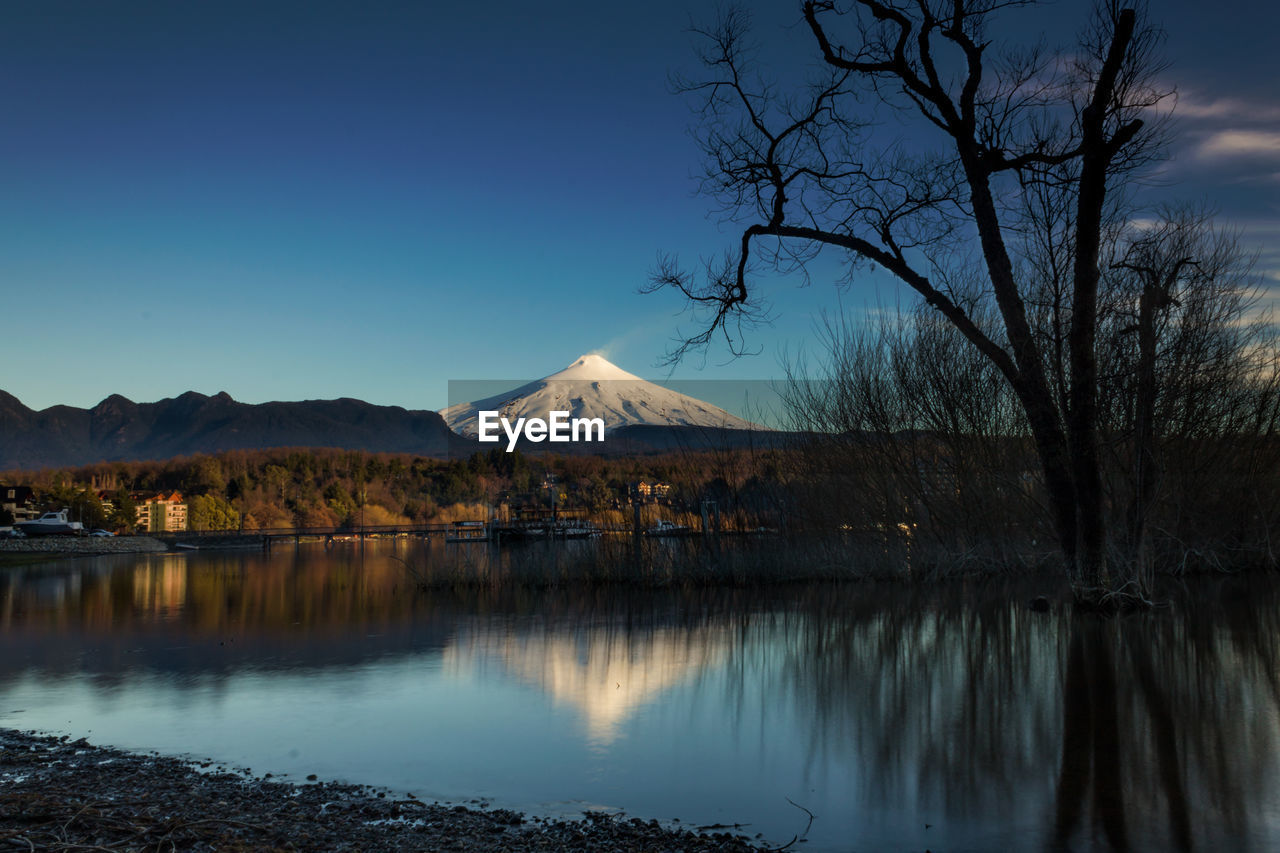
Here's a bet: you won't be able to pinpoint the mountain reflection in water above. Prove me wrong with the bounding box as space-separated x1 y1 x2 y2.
1 542 1278 852
444 623 731 747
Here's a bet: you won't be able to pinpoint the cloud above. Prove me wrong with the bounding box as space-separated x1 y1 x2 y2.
1170 91 1280 162
1175 94 1280 124
1196 130 1280 160
1232 219 1280 236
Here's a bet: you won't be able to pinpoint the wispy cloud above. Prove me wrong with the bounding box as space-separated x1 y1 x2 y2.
1149 89 1280 164
1196 130 1280 160
1175 93 1280 124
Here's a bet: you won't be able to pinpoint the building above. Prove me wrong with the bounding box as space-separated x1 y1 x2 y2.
133 491 188 533
631 481 673 502
0 485 36 523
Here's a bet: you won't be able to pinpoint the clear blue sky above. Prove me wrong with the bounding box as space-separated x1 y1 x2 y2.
2 0 1276 412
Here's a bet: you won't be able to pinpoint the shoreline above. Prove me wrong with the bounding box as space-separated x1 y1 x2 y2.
0 728 764 851
0 535 168 555
0 536 169 564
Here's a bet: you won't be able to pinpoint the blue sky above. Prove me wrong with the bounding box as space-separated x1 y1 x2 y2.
2 0 1277 413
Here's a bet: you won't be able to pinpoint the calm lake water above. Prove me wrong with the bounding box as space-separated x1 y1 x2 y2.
1 541 1278 852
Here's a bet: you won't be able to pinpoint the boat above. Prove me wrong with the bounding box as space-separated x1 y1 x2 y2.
446 520 490 542
15 509 85 537
557 522 601 539
491 520 602 542
644 519 692 537
492 524 547 542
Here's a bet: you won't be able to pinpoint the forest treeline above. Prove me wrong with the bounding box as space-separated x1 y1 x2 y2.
5 425 1277 579
2 445 790 533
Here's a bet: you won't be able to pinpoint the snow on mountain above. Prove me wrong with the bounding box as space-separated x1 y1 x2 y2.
442 353 762 436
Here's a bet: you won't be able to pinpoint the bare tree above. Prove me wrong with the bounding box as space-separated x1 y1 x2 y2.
1103 208 1280 578
649 1 1180 601
777 304 1039 569
779 206 1279 582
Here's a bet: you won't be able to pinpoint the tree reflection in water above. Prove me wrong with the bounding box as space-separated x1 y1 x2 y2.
719 580 1280 851
1 547 1279 851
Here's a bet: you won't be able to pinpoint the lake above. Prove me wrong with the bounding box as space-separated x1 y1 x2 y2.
1 540 1278 851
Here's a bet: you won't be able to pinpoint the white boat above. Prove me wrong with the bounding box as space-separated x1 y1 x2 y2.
644 519 692 537
14 509 85 537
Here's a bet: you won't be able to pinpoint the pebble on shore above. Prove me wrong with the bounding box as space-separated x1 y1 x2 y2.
0 729 763 852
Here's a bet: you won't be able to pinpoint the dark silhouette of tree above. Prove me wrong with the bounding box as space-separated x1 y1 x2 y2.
646 1 1245 600
777 204 1277 583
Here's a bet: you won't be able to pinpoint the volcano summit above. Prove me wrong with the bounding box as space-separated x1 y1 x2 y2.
441 354 762 439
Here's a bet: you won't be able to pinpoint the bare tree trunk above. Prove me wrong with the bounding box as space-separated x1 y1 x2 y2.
1070 9 1140 592
1128 286 1162 588
1021 389 1080 578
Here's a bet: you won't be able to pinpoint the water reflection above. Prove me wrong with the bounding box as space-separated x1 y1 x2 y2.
446 621 731 746
132 558 187 619
1 545 1278 851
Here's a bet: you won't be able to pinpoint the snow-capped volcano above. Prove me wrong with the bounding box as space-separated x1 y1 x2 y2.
442 353 761 436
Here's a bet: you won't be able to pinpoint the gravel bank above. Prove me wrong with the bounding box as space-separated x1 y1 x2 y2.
0 729 764 852
0 536 168 556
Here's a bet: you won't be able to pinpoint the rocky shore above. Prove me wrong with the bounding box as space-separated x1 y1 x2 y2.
0 729 763 852
0 535 168 556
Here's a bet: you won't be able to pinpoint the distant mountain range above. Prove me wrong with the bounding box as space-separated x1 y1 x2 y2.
0 355 782 471
0 390 464 471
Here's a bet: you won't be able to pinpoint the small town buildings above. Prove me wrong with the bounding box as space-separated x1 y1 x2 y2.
0 485 36 522
631 481 672 502
133 491 188 533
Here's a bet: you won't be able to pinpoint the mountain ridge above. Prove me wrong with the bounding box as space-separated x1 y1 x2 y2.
0 390 463 471
0 356 776 470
